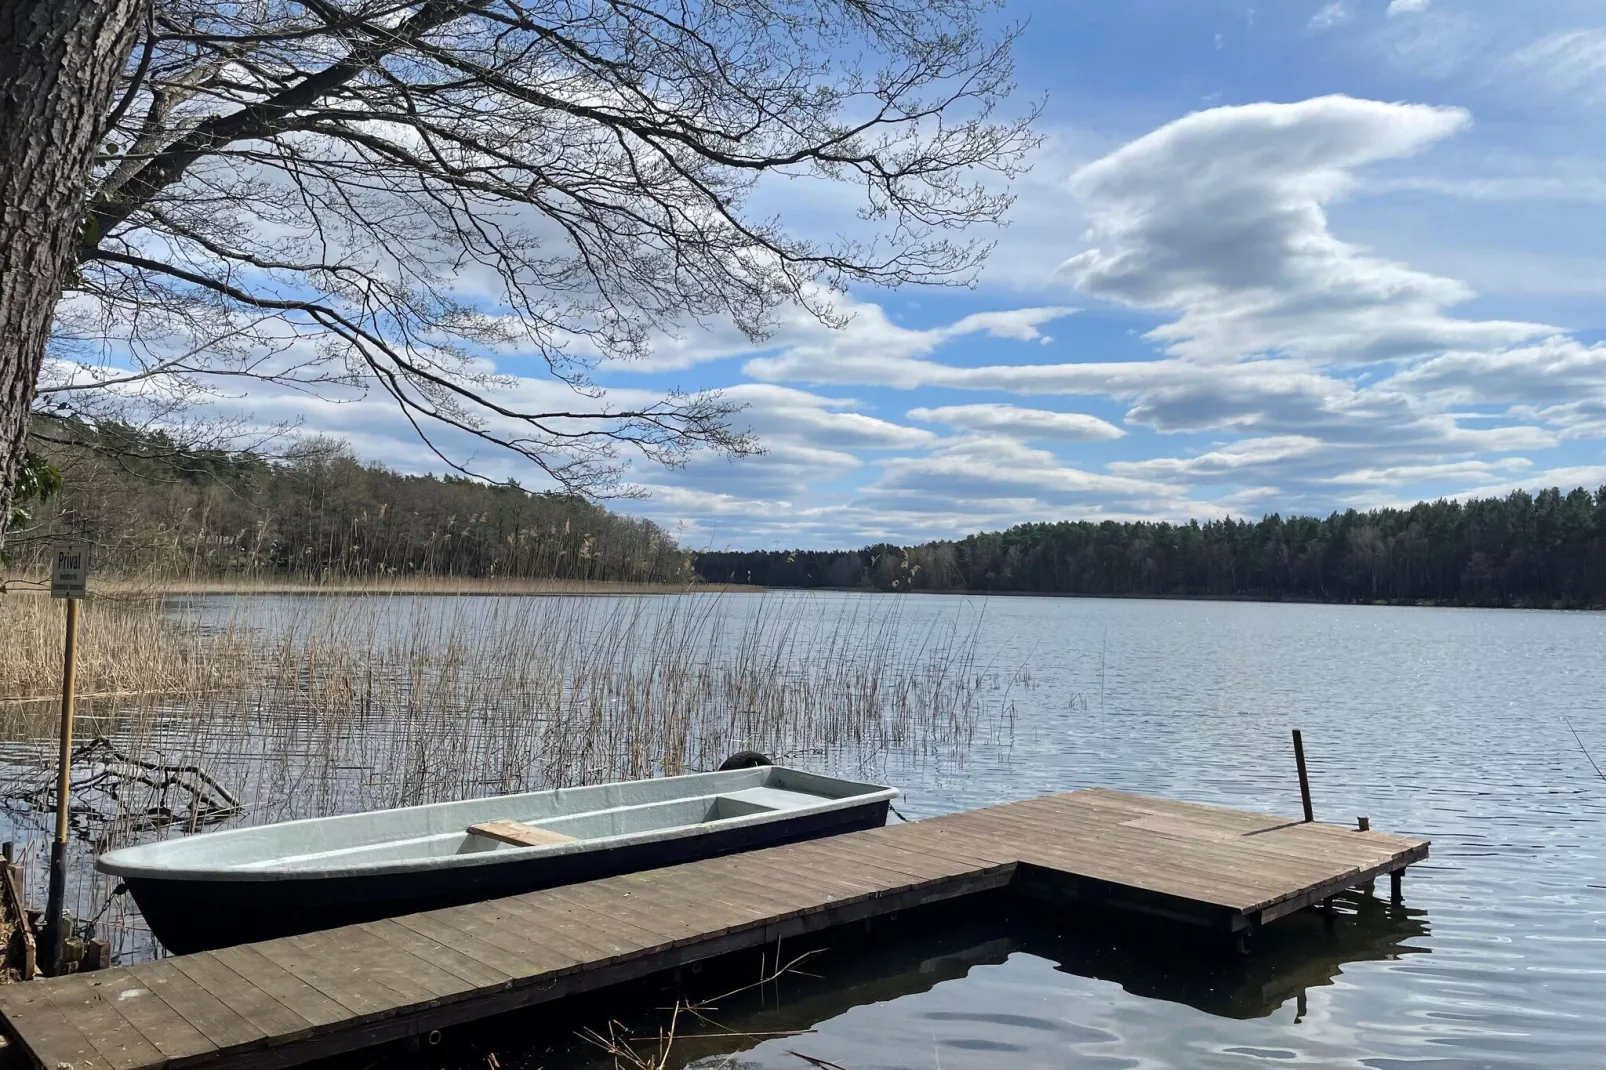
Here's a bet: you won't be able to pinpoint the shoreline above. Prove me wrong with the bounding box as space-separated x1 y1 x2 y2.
5 575 1593 610
1 577 758 597
685 583 1606 612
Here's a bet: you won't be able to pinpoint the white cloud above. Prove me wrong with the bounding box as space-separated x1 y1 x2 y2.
906 404 1126 441
1509 30 1606 102
740 297 1074 387
1369 166 1606 203
1110 436 1325 478
871 437 1224 520
1375 2 1485 81
720 385 937 450
664 442 863 499
1386 0 1429 14
1310 3 1350 31
1392 337 1606 405
1058 95 1549 365
1330 459 1529 486
1452 465 1606 499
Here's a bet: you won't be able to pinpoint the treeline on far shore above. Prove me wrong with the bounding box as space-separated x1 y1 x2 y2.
692 486 1606 608
11 421 692 584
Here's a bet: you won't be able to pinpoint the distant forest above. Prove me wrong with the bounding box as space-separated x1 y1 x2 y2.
693 487 1606 608
10 421 690 583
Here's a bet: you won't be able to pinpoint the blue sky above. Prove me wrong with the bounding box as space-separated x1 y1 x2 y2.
256 1 1606 549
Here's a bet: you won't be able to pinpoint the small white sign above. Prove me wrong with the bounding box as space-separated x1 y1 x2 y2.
51 543 89 599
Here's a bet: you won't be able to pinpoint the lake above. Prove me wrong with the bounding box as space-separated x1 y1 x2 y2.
4 592 1604 1068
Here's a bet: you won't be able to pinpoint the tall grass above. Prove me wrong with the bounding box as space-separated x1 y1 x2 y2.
0 590 1016 963
0 593 247 705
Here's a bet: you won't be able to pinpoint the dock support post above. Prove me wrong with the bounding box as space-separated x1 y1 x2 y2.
1292 729 1314 823
1390 868 1403 905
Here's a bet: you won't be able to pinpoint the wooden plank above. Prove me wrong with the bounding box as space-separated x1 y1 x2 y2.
651 857 866 917
605 871 784 936
0 983 115 1070
961 801 1301 884
126 958 268 1053
876 826 1020 868
1019 834 1302 906
533 884 702 946
774 840 963 893
36 975 171 1070
814 837 982 883
953 808 1293 909
84 974 218 1065
390 910 567 979
665 865 844 923
721 851 890 902
428 897 623 968
474 894 659 966
848 827 1020 873
287 923 477 1004
167 951 315 1042
993 802 1426 914
247 930 433 1015
1120 813 1260 843
679 854 861 913
1258 847 1430 922
1056 789 1292 833
356 919 514 991
466 821 576 847
210 944 362 1026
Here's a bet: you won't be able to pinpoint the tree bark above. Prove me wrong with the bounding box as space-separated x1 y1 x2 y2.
0 0 141 538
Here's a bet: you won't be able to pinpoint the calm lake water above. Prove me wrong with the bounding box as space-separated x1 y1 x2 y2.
569 593 1603 1070
7 592 1606 1068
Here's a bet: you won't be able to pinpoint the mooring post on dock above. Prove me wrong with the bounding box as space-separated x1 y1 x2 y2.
42 545 88 977
1292 729 1314 823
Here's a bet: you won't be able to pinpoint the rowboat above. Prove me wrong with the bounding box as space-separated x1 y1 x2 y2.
97 762 897 954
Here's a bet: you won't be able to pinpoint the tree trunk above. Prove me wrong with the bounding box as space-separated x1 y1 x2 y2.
0 0 141 538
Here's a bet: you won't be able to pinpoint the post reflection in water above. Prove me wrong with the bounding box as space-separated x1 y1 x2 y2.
425 887 1430 1070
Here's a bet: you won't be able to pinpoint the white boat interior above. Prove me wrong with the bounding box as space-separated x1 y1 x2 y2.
97 766 896 881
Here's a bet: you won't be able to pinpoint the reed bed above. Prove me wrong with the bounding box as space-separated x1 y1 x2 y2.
0 590 1017 963
0 592 248 705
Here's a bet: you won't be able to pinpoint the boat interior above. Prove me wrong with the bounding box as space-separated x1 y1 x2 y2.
106 766 892 875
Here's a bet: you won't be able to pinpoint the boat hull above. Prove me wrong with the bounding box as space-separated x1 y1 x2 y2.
127 798 890 954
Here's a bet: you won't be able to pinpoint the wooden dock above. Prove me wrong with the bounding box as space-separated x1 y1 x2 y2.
0 789 1428 1070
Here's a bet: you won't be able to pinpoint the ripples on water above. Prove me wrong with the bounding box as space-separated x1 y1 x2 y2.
5 592 1605 1068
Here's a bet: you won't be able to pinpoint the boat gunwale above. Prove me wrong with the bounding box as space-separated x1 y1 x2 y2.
95 766 898 883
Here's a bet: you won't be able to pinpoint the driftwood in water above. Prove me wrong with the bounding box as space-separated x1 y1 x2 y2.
1 735 241 833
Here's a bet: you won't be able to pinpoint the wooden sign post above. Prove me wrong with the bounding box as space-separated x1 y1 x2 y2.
42 543 87 976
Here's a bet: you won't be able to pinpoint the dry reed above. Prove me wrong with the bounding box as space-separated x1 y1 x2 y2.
0 590 1016 964
0 592 247 705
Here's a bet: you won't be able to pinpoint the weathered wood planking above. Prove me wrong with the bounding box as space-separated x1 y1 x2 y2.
465 821 576 847
0 790 1428 1070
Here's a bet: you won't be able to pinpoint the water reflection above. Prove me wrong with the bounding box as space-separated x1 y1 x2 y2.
419 888 1429 1070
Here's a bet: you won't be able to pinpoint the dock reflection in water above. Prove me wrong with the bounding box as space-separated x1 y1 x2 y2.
427 887 1429 1070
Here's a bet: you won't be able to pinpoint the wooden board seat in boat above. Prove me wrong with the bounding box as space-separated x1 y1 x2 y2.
466 821 578 847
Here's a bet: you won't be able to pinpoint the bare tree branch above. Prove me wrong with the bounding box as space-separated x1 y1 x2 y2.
48 0 1038 495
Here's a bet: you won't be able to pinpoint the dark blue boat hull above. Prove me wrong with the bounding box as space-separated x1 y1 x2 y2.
126 799 890 954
